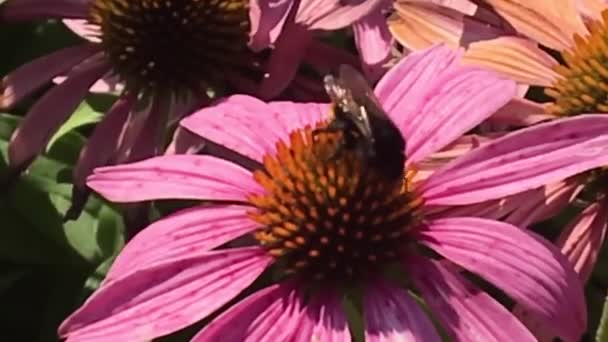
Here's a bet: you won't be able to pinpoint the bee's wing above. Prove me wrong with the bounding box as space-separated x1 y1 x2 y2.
337 65 389 121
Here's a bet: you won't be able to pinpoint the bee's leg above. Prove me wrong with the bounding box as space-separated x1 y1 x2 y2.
312 119 348 141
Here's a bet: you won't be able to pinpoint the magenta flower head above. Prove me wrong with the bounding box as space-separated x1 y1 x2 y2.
59 45 608 341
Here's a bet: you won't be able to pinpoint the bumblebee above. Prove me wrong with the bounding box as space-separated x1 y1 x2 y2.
315 64 406 181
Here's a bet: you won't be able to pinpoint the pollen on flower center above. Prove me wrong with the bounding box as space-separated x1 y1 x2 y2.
248 125 422 286
545 10 608 116
90 0 252 95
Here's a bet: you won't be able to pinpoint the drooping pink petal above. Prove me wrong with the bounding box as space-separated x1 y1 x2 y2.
408 255 536 341
488 97 555 127
62 19 102 43
293 291 351 342
0 0 90 21
504 178 585 228
1 44 98 109
180 95 327 163
59 247 272 341
165 127 206 155
417 217 586 342
127 95 171 163
421 115 608 205
353 8 392 81
193 283 303 341
106 204 258 281
87 155 262 203
296 0 386 30
8 55 109 171
364 280 440 342
303 40 360 75
556 200 608 283
248 0 295 51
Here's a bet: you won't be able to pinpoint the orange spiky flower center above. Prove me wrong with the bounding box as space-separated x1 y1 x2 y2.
545 10 608 116
90 0 254 96
248 124 422 287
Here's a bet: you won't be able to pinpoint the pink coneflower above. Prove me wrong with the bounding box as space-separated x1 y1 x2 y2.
0 0 379 217
57 45 608 341
388 0 608 283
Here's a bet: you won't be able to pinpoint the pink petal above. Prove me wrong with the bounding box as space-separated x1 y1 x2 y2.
0 0 89 21
418 217 586 342
293 292 351 342
248 0 295 51
73 95 134 190
8 55 109 170
408 256 536 341
376 44 516 163
180 95 327 163
62 19 102 43
194 283 303 341
353 8 393 82
489 97 555 127
421 115 608 205
59 247 272 341
165 127 206 155
87 155 262 203
296 0 386 30
106 204 257 281
504 178 585 228
556 200 608 283
364 280 440 342
1 44 98 109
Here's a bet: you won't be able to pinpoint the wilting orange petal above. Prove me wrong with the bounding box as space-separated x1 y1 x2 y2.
463 37 560 87
486 0 587 50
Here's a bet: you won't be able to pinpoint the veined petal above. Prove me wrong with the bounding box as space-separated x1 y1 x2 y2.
504 178 584 227
463 37 560 87
8 55 109 171
0 0 90 21
353 9 392 81
180 95 326 163
364 280 440 342
293 292 351 342
59 247 272 341
417 217 586 342
556 200 608 283
421 115 608 206
404 67 516 163
194 283 303 341
296 0 386 30
484 0 585 50
248 0 295 50
0 44 98 109
87 155 262 203
488 97 555 127
408 256 536 341
106 204 257 281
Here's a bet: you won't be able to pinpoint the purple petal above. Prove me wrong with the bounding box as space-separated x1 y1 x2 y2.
87 155 262 203
106 204 257 281
375 44 515 163
364 280 440 342
421 115 608 205
408 256 536 341
180 95 327 163
248 0 295 51
417 217 586 342
293 292 351 342
353 8 392 82
193 283 303 341
59 247 272 341
1 44 98 109
296 0 386 30
8 55 109 170
0 0 89 21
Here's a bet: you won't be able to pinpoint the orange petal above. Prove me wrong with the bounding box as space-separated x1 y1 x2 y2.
486 0 587 50
463 37 560 87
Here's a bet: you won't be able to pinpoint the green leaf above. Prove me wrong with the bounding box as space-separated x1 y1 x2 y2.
598 293 608 342
46 101 103 151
